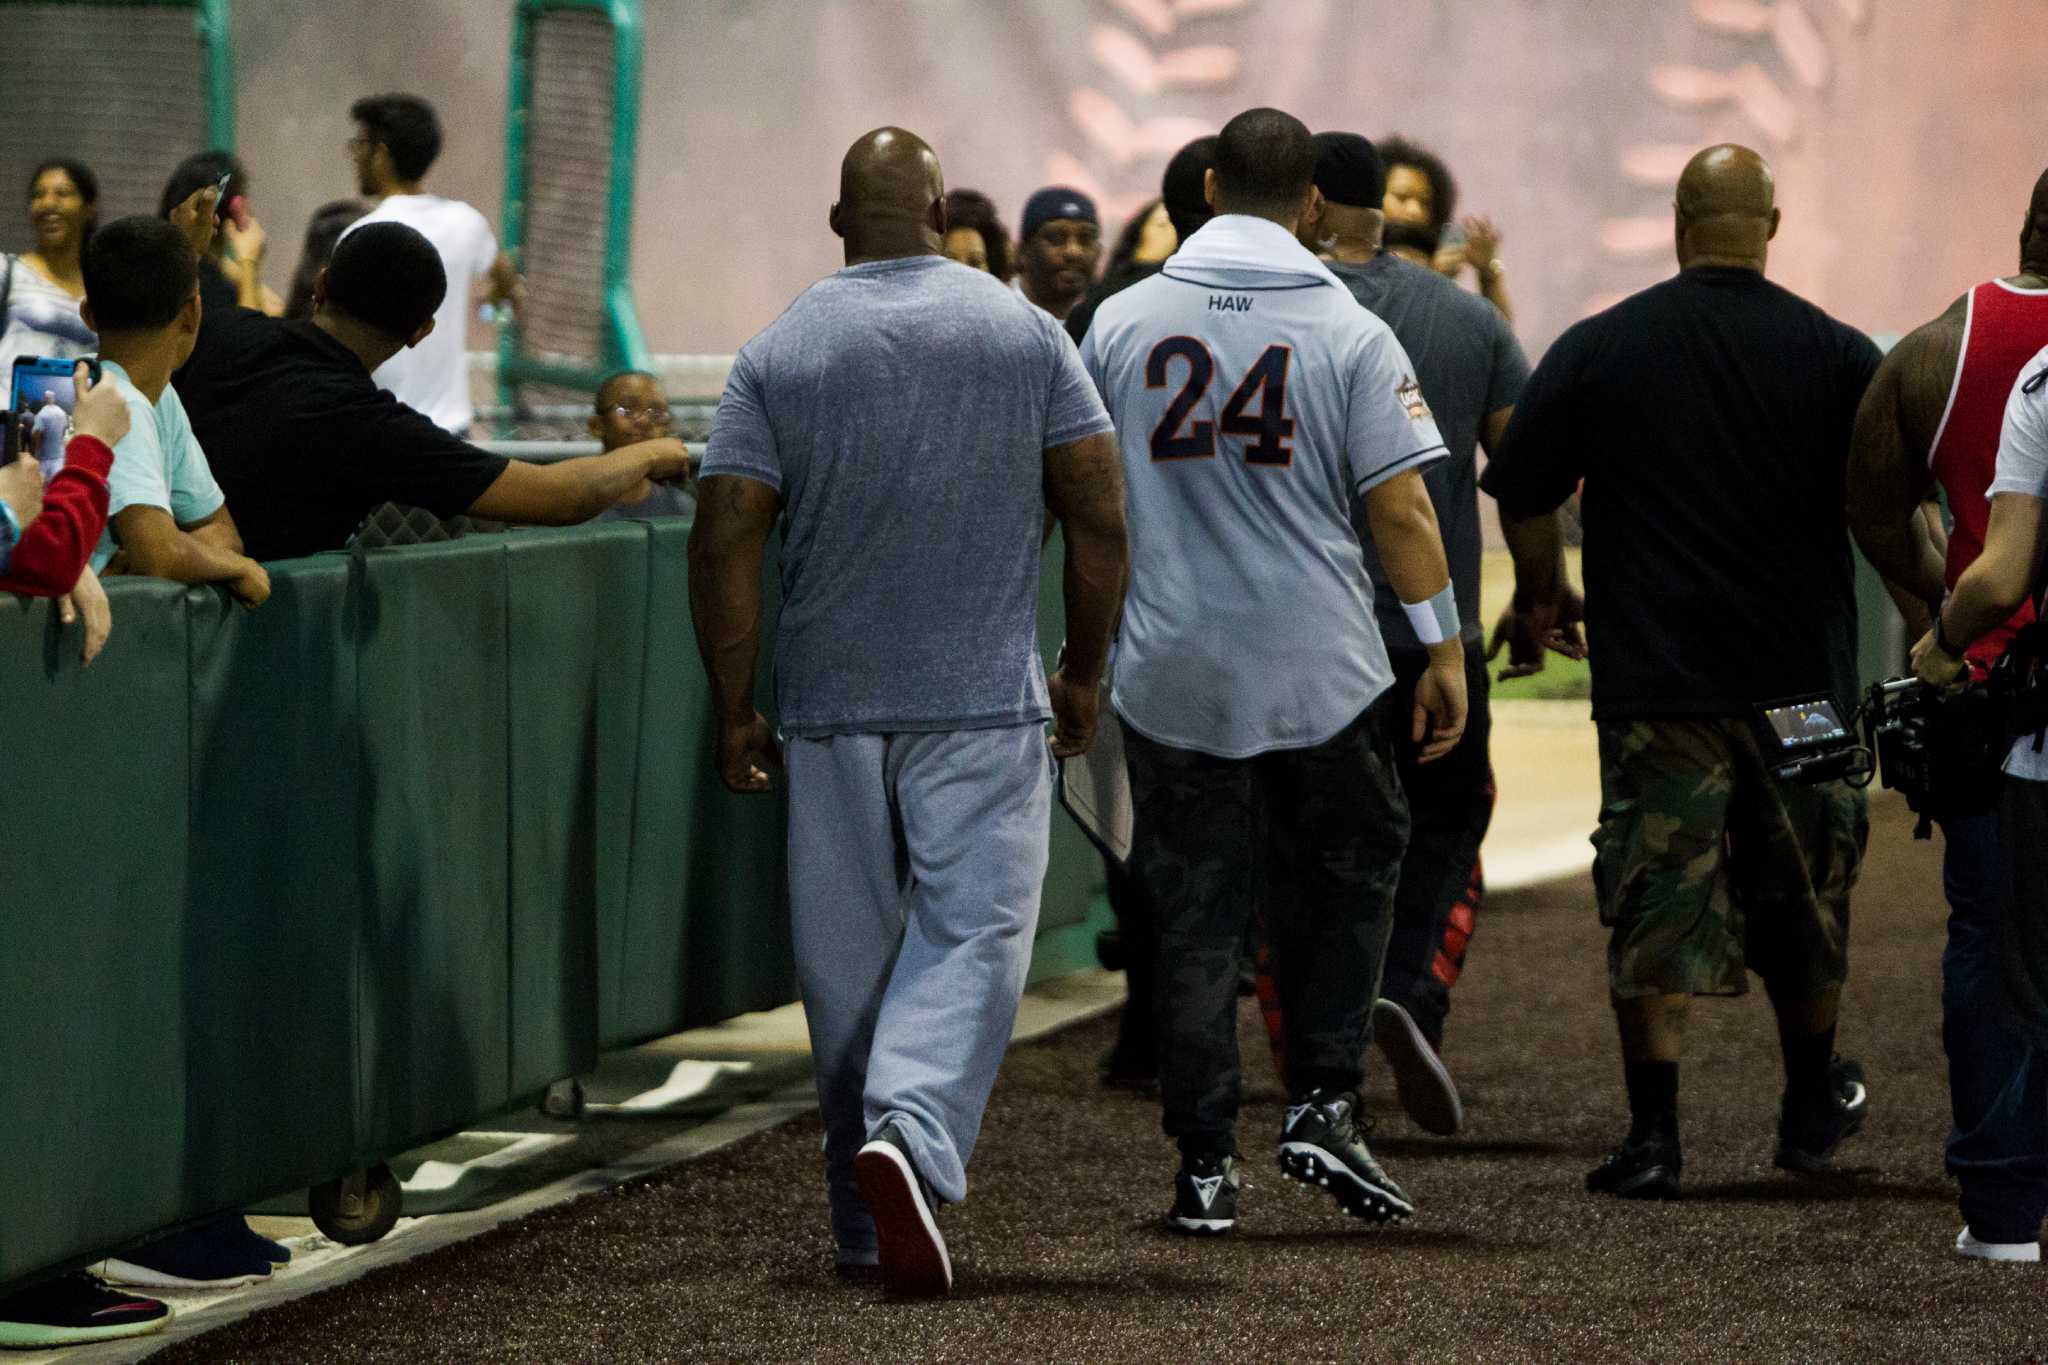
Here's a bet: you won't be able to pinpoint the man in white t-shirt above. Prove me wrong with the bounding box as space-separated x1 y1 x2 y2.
342 94 523 434
1916 346 2048 1151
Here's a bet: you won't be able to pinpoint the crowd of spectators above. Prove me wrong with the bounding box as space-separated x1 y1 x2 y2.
0 90 695 1350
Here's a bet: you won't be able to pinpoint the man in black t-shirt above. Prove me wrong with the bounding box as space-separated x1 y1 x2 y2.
180 222 689 562
1481 145 1882 1200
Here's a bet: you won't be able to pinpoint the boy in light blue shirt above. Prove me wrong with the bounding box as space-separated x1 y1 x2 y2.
81 216 266 604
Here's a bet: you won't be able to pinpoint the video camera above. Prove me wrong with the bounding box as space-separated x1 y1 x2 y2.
1759 659 2048 837
1858 678 2008 836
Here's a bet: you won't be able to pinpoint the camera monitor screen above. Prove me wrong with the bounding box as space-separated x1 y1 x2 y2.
1761 699 1850 750
11 356 85 478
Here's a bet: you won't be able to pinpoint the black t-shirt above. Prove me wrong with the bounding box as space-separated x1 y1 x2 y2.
1479 267 1881 720
180 313 510 562
1065 260 1163 344
175 256 261 396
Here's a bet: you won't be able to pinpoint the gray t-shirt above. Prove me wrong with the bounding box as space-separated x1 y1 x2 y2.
1328 254 1530 650
701 254 1114 737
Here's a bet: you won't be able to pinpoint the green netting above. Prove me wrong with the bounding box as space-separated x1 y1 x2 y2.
0 0 231 248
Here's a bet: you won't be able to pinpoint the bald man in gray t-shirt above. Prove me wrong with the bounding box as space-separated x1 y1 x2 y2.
689 127 1127 1298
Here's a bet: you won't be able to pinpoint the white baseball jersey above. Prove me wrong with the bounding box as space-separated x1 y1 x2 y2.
1080 214 1446 758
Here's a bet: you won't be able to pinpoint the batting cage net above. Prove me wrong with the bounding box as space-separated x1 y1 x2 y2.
0 0 232 251
497 0 650 418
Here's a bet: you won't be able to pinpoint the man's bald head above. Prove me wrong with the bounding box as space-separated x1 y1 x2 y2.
1673 143 1780 271
830 126 946 264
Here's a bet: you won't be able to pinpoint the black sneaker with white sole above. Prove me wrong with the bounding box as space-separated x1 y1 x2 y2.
1165 1152 1240 1235
853 1124 952 1297
1775 1056 1869 1174
1372 998 1463 1136
1585 1131 1683 1199
1278 1090 1414 1224
0 1273 171 1349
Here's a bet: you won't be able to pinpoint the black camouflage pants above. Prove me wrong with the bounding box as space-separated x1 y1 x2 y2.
1125 695 1410 1157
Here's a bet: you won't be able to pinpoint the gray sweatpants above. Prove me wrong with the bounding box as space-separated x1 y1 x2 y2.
784 722 1052 1257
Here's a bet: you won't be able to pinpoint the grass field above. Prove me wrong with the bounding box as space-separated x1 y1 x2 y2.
1480 548 1591 702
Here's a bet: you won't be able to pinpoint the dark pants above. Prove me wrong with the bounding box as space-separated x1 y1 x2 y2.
1126 696 1409 1157
1104 855 1158 1069
1377 641 1495 1044
1941 806 2048 1243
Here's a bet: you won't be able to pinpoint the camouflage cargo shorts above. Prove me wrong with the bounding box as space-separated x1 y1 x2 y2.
1592 718 1868 999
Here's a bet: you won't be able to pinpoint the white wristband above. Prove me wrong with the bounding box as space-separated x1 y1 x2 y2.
1401 584 1460 646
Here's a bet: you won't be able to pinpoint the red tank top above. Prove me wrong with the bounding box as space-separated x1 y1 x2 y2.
1928 278 2048 665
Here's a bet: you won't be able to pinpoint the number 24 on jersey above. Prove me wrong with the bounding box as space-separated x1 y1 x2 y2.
1145 338 1294 466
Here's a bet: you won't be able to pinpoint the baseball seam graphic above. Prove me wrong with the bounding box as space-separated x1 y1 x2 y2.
1055 0 1252 230
1594 0 1871 312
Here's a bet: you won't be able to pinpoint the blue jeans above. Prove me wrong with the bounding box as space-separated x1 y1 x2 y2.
1941 808 2048 1243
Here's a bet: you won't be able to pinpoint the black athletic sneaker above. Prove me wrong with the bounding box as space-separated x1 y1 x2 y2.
1278 1090 1415 1223
1165 1153 1240 1235
1775 1056 1869 1174
1585 1131 1683 1199
853 1123 952 1297
0 1273 171 1349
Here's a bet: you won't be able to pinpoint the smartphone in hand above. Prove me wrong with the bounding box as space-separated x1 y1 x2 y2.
9 355 102 476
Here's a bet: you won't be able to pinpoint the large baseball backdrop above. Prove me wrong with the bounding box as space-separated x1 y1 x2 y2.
236 0 2046 356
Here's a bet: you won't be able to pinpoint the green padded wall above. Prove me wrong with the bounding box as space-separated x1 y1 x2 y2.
0 521 1103 1290
185 560 361 1204
0 583 193 1280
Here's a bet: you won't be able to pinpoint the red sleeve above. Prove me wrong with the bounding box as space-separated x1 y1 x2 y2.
0 435 113 596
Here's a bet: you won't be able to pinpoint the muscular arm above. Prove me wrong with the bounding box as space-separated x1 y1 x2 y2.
1480 403 1574 615
1365 467 1453 614
687 473 780 733
1042 431 1128 685
1847 305 1960 615
467 438 691 524
1366 468 1468 759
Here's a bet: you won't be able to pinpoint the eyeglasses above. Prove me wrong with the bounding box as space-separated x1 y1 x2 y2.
606 405 671 423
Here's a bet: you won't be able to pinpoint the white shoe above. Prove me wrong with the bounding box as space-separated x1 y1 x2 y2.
1956 1226 2040 1262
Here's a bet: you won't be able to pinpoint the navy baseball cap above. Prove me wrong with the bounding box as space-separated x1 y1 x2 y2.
1021 186 1098 240
1310 132 1386 209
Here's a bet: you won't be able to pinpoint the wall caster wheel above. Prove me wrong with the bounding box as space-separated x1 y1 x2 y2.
310 1164 402 1245
541 1077 586 1120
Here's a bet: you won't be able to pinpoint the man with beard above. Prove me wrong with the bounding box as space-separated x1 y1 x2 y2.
1014 186 1102 321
